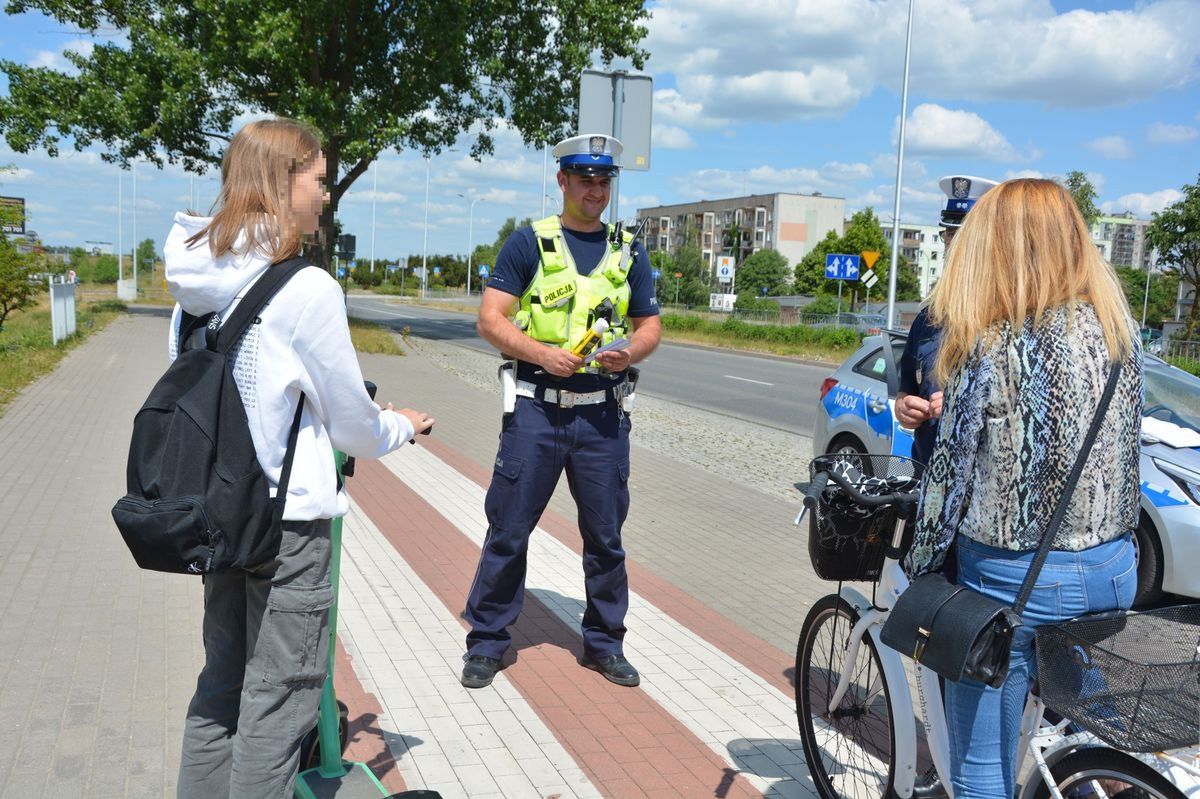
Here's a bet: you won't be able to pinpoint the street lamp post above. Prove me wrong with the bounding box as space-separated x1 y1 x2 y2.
458 194 483 296
370 165 378 273
421 155 430 300
885 0 917 329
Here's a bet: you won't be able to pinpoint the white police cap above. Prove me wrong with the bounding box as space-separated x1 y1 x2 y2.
553 134 623 176
938 175 1000 228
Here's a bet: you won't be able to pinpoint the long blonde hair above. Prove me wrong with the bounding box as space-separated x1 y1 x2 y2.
928 178 1133 385
186 118 322 261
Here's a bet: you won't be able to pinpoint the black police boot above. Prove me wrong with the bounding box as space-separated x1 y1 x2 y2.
460 655 501 689
580 653 640 687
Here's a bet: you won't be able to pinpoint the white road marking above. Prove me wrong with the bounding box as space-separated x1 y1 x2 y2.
725 374 775 386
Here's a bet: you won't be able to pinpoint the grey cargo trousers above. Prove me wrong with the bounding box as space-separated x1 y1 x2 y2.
177 519 333 799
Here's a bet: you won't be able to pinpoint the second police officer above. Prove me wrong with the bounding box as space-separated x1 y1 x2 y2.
461 134 662 690
895 175 1000 467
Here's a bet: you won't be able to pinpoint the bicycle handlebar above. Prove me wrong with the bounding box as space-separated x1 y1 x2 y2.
802 469 919 511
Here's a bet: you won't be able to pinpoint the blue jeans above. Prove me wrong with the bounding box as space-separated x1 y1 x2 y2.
945 532 1136 799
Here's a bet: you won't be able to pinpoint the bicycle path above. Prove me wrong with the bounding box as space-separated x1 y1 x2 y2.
0 312 835 798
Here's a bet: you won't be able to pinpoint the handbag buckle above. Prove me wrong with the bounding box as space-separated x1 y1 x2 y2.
913 627 931 661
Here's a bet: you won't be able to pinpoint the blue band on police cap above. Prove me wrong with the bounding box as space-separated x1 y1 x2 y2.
945 198 975 213
559 153 615 168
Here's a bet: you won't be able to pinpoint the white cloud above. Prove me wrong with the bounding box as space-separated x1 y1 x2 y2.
1147 122 1200 144
341 190 408 205
652 124 695 150
622 194 662 212
1101 189 1184 217
1085 135 1134 160
821 162 873 182
0 167 35 182
899 104 1020 161
1004 169 1047 180
641 0 1200 128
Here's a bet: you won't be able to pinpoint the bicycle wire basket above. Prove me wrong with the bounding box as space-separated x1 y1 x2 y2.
1035 604 1200 752
804 454 920 582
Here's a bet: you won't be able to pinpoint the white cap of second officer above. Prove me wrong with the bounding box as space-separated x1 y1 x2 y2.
938 175 1000 228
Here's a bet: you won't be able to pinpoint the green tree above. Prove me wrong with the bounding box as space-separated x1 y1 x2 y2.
1147 175 1200 337
1064 171 1101 228
136 237 157 270
1115 266 1179 329
0 233 45 333
735 249 790 297
92 253 119 283
0 2 649 266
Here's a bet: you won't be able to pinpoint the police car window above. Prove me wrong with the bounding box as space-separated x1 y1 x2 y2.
852 343 905 382
853 348 888 380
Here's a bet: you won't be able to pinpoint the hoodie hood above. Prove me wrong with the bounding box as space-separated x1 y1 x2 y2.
165 213 273 315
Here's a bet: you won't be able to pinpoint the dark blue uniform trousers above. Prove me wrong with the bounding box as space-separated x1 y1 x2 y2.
465 390 631 660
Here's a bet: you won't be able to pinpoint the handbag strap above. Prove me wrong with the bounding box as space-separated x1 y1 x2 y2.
1012 360 1123 615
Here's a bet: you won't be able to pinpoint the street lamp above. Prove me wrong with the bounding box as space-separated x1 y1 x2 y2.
458 193 483 296
421 155 430 300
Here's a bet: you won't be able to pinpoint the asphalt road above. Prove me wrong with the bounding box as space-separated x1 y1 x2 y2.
348 297 832 436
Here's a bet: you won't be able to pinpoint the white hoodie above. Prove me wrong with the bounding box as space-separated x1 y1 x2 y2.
164 213 413 520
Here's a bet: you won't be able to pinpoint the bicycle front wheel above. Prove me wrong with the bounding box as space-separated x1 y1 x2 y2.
1031 748 1186 799
796 594 896 799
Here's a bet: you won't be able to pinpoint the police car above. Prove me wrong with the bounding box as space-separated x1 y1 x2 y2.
813 332 1200 606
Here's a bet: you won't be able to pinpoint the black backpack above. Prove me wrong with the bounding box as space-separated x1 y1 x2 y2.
112 257 313 574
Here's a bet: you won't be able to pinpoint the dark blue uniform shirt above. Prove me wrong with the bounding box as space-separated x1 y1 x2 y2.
898 306 942 467
488 224 658 391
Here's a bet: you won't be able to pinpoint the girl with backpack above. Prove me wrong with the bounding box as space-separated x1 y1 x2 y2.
163 117 434 798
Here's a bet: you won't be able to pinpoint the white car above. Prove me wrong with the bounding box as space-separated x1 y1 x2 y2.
812 332 1200 606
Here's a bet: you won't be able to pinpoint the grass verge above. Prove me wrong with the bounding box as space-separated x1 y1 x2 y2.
348 317 405 355
0 299 127 414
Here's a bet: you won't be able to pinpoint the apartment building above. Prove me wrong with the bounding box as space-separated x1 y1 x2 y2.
1092 212 1155 269
636 192 845 273
880 221 947 298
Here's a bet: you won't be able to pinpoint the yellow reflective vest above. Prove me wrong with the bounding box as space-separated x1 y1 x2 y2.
514 215 633 371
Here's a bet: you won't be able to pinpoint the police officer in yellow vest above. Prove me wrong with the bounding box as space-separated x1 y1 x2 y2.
461 134 662 689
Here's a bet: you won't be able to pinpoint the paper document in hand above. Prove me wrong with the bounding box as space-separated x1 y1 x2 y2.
584 338 630 364
1141 416 1200 448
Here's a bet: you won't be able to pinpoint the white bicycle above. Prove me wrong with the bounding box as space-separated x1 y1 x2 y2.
794 453 1200 799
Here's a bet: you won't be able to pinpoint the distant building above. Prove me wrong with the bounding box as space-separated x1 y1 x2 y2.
84 240 115 256
880 221 946 298
1092 212 1154 270
636 193 845 274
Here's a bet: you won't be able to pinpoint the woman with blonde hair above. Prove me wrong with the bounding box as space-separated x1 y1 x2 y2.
165 118 434 798
903 178 1143 798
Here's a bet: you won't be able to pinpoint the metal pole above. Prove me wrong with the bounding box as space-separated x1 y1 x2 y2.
886 0 916 330
837 280 843 321
609 71 626 225
1142 256 1152 328
541 143 548 218
421 155 430 300
466 197 479 296
132 158 138 296
370 165 378 273
118 169 123 283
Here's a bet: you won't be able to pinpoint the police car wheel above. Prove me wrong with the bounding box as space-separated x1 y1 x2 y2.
1132 514 1164 609
825 435 874 477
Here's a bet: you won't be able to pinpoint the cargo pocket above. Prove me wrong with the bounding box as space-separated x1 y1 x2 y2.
260 582 334 686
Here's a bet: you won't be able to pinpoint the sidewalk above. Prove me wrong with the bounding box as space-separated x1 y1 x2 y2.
0 312 828 798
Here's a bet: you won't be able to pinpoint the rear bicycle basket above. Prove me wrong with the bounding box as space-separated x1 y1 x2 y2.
1035 604 1200 752
804 454 920 582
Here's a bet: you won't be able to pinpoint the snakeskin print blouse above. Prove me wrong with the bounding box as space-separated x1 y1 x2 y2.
904 303 1143 577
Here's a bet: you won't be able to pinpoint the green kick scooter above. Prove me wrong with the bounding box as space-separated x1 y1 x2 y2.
294 381 441 799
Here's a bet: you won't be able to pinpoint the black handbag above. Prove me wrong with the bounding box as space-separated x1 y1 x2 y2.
880 361 1123 688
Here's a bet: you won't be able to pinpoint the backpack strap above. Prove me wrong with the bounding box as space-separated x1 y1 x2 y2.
178 310 217 352
275 394 306 502
211 256 312 354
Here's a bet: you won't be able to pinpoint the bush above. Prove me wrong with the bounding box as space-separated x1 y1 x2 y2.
803 294 840 316
660 312 861 351
351 265 383 288
88 255 120 283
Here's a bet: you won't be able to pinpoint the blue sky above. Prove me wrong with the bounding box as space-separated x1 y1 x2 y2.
0 0 1197 265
